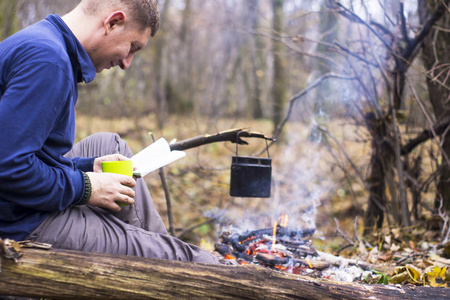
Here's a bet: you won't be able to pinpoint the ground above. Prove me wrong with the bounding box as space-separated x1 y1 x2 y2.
75 114 449 287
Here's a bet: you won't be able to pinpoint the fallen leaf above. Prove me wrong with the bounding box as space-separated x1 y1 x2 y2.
390 271 409 284
377 252 393 262
391 243 400 251
405 264 421 283
426 266 447 287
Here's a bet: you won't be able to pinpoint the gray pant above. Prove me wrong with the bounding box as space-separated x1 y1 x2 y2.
28 132 219 264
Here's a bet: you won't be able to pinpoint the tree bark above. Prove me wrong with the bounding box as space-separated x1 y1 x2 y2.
1 248 449 300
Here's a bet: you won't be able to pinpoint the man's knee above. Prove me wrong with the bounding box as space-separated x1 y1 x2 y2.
66 132 133 158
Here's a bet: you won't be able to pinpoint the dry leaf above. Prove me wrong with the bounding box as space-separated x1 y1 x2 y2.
390 243 400 251
426 266 448 287
359 240 368 256
405 264 421 283
384 235 391 246
377 251 393 262
0 238 23 263
390 271 409 284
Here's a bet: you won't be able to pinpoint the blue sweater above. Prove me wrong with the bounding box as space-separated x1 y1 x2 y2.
0 15 97 240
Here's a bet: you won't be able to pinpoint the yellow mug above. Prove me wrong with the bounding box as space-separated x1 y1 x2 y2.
101 160 133 206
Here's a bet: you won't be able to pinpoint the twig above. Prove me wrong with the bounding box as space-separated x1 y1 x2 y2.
438 197 450 244
334 42 379 68
334 218 355 245
268 73 355 149
243 28 341 69
405 78 450 169
331 1 393 51
150 133 175 236
353 217 360 243
319 126 367 189
322 134 360 206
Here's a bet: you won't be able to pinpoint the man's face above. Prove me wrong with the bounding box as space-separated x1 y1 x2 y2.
90 23 151 73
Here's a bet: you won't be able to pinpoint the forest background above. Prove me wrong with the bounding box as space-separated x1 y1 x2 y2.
1 0 450 256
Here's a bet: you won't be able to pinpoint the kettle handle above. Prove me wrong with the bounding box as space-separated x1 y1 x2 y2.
235 131 270 158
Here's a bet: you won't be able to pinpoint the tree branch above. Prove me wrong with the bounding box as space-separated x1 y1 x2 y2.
404 0 449 62
271 73 356 144
319 126 367 190
399 1 411 46
169 128 274 151
328 1 393 51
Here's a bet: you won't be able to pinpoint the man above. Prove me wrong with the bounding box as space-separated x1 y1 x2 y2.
0 0 219 264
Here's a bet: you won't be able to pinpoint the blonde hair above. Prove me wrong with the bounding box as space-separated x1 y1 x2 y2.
80 0 160 36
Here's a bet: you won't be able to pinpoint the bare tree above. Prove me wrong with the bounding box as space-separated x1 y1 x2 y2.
323 0 449 233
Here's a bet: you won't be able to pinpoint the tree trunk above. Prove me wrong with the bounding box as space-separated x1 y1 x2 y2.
248 0 264 119
174 0 195 115
363 113 389 234
1 248 449 300
0 0 19 40
153 0 171 129
271 0 288 133
419 0 450 210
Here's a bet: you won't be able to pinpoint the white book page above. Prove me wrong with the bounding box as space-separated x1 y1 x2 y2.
131 138 186 177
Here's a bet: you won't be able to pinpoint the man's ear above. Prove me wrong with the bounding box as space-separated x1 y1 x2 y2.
104 11 126 34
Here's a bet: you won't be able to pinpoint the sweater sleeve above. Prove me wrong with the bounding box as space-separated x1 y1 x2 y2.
72 157 96 172
0 60 84 211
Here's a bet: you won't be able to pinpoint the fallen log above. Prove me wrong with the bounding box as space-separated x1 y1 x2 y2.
1 248 449 299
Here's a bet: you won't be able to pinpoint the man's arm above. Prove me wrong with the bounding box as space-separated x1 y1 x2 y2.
0 61 86 211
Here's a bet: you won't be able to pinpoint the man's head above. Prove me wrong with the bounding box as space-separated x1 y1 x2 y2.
80 0 160 36
64 0 160 72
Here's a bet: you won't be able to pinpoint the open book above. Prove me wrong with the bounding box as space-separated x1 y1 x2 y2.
131 138 186 177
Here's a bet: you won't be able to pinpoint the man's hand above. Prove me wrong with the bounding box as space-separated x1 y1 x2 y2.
85 172 136 212
93 154 130 173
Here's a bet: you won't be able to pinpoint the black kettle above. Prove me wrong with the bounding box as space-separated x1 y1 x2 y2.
230 132 272 198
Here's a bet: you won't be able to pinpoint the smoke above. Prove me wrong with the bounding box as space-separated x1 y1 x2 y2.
218 116 335 235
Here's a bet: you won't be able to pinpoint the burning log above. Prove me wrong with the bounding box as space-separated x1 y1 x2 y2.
256 252 288 266
232 226 315 243
215 225 332 280
1 247 449 299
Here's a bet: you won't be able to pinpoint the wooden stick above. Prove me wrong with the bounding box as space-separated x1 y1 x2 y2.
169 128 273 151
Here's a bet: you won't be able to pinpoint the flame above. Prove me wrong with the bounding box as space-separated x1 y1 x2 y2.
306 258 313 269
272 221 278 248
279 213 289 227
224 254 236 260
272 213 289 249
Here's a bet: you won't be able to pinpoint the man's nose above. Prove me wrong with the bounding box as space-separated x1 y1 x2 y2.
120 54 134 70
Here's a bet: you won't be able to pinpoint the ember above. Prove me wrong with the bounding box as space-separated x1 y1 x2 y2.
215 225 327 275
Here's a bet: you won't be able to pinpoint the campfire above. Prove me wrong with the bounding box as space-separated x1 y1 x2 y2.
215 215 331 275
